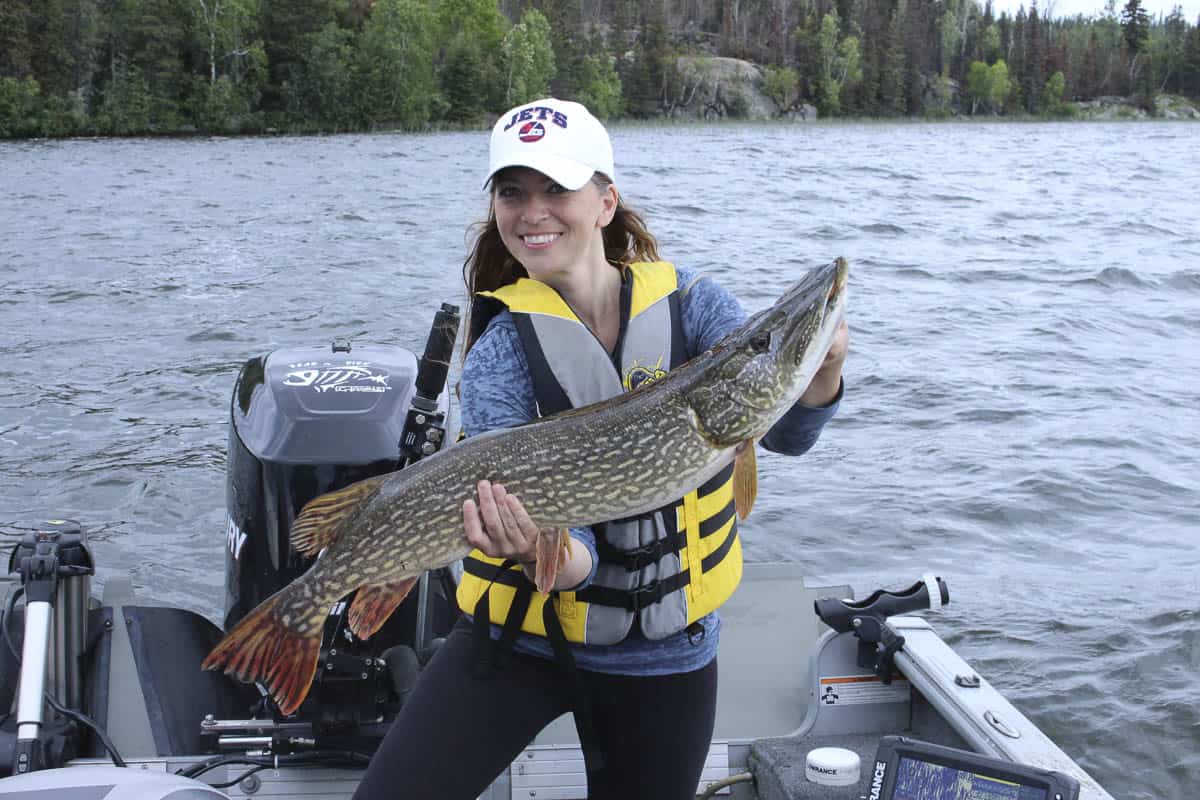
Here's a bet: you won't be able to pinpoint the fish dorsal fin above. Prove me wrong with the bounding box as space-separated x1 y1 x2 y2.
733 440 758 520
290 475 389 557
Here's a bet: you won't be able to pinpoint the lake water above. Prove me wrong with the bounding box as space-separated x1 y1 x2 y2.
2 120 1198 798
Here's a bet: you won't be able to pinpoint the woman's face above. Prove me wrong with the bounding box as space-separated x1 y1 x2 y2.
491 167 618 284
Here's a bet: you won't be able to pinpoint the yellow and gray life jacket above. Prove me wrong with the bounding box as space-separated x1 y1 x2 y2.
456 260 743 645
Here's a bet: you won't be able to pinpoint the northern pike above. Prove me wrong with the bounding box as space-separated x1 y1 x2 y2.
203 258 849 714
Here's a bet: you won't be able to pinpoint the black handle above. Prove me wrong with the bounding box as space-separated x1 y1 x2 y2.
814 576 949 633
413 303 460 409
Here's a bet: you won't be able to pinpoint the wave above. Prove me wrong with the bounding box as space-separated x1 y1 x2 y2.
1070 266 1154 289
892 266 936 279
808 224 845 239
929 193 982 204
1112 221 1181 237
48 290 101 303
1163 271 1200 291
1161 314 1200 331
847 165 919 181
666 204 709 217
184 329 241 343
858 222 907 235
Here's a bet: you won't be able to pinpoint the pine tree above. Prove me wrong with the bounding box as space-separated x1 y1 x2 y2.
1080 30 1101 99
1009 7 1026 111
0 0 33 78
1121 0 1150 54
879 7 907 115
27 0 76 96
623 7 669 117
1121 0 1151 103
1023 1 1044 113
1184 16 1200 98
260 0 341 112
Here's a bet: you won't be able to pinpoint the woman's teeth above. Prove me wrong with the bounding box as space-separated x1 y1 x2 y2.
524 233 559 246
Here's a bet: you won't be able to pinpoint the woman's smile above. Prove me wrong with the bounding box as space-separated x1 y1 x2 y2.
521 232 562 248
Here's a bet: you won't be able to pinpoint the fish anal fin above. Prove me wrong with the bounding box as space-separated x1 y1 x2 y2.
347 577 419 640
201 593 321 717
290 475 389 558
733 440 758 520
534 528 571 596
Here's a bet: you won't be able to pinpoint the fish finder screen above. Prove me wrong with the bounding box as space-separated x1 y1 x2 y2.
893 756 1049 800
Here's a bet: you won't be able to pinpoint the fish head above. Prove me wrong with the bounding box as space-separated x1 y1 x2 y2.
687 258 847 447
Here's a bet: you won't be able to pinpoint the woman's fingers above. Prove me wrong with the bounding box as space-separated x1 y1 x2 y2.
464 480 537 560
503 493 537 535
475 480 506 538
462 498 487 550
493 485 525 540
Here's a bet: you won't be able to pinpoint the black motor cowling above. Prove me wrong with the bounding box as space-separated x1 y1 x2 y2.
223 341 440 632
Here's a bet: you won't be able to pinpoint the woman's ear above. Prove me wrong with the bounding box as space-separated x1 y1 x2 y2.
598 183 619 228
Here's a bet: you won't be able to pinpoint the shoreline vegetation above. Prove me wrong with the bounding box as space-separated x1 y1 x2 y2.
2 0 1199 140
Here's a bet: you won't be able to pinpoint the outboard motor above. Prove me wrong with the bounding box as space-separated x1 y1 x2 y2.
225 340 421 629
222 306 460 726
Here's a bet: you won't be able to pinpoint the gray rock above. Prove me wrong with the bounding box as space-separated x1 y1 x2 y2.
1155 94 1200 119
665 56 779 120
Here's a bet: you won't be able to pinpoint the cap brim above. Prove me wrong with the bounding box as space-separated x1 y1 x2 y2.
485 152 596 191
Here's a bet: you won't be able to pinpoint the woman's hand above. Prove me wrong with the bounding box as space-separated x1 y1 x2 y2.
799 317 848 408
463 480 539 562
463 480 594 591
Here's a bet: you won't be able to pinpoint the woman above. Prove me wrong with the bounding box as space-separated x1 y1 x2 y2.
352 98 848 800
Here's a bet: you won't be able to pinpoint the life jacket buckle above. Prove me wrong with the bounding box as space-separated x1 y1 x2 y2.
622 540 665 571
628 578 665 612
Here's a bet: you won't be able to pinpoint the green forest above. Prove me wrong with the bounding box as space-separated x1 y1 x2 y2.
1 0 1198 137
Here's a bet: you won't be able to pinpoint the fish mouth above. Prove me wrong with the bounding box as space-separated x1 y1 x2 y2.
775 258 847 367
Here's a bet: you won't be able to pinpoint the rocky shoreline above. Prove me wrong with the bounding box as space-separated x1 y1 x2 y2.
652 56 1200 123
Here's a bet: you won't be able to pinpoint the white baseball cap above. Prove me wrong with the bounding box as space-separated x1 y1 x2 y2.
486 98 615 190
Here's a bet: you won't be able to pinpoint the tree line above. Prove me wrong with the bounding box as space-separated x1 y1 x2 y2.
1 0 1198 137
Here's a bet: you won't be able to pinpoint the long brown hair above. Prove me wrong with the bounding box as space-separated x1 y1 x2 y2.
460 174 660 356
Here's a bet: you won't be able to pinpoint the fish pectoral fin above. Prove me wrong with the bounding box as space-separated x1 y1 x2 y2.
201 592 321 717
534 528 571 596
733 440 758 520
290 475 389 557
347 577 419 640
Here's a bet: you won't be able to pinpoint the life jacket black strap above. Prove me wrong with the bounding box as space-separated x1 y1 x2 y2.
668 289 687 366
512 313 573 416
463 556 524 585
542 596 605 777
594 526 689 571
575 570 692 612
494 576 533 671
471 558 518 679
698 502 737 538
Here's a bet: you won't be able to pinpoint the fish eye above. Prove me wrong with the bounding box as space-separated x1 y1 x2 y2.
749 332 771 353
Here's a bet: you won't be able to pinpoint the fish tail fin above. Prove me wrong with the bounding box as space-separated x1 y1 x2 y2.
201 592 321 716
534 528 571 596
290 475 388 558
347 577 419 640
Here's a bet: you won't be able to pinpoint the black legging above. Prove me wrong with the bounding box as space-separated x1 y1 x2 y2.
351 619 719 800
